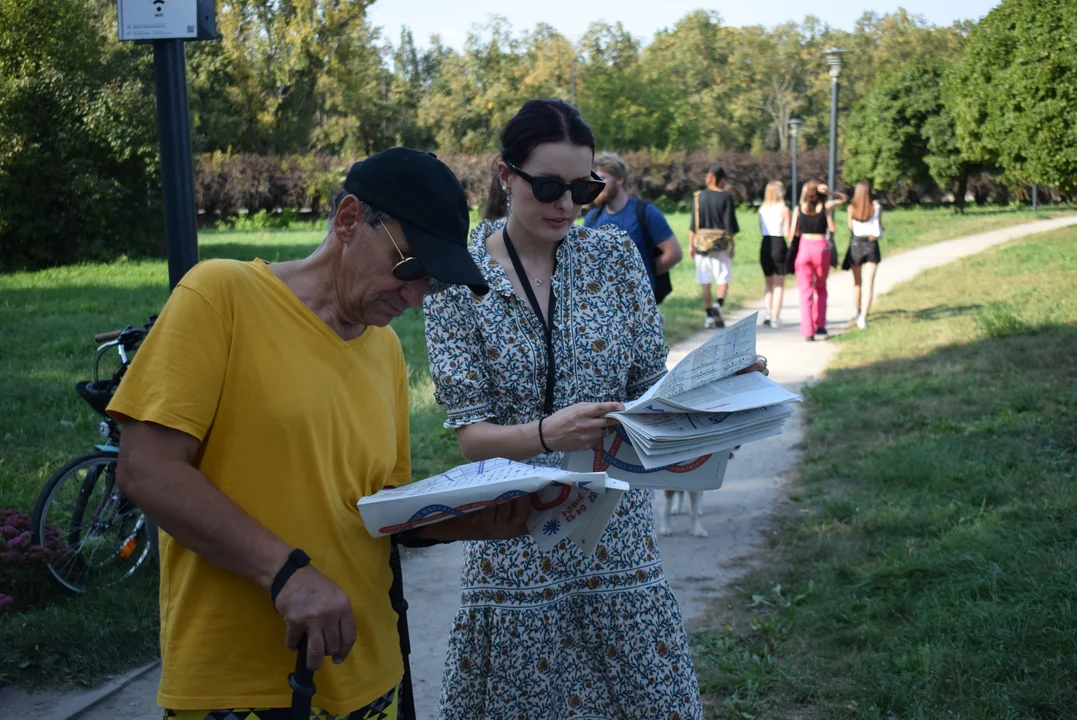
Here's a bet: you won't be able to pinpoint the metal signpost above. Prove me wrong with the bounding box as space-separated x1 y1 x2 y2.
118 0 216 290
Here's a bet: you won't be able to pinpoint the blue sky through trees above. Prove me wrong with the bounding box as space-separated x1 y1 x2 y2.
368 0 1001 50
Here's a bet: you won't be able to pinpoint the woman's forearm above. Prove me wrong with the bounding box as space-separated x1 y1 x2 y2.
456 420 546 462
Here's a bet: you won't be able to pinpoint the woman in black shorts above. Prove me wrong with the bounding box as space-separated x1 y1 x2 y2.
843 181 884 329
757 181 791 328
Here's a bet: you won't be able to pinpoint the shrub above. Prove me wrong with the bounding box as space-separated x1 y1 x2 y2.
0 508 66 613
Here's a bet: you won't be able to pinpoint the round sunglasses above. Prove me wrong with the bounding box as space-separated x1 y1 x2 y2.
382 222 431 282
507 162 606 205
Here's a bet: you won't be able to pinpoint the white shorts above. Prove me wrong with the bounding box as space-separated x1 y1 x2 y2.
695 251 732 285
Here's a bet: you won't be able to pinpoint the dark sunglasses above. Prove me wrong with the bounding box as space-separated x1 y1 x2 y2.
382 222 431 282
507 162 606 205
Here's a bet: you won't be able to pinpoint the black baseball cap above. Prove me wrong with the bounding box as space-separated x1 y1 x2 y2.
344 148 489 296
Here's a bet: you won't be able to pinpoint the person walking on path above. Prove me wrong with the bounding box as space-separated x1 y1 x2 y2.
690 166 739 328
423 100 768 720
584 151 682 304
843 180 884 329
790 179 846 341
758 180 791 328
106 149 530 720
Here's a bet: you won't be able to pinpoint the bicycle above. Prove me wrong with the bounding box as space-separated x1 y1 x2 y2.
31 316 159 593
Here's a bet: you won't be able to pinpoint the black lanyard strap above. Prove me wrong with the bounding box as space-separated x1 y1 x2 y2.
502 224 557 416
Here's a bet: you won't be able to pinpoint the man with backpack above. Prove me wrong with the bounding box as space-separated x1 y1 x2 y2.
585 152 682 305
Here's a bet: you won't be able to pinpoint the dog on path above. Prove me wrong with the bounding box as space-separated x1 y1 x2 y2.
657 490 707 537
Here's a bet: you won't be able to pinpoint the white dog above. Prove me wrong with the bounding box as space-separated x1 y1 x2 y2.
657 490 707 537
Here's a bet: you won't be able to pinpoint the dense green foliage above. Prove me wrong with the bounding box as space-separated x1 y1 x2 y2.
949 0 1077 193
0 0 162 271
843 0 1077 203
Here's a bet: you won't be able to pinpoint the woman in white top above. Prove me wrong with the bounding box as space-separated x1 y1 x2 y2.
843 181 884 329
757 181 791 328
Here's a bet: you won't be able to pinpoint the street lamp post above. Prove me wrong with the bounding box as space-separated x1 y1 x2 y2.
824 47 849 192
788 119 803 209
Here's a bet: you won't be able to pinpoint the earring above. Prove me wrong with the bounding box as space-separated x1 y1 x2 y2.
504 189 512 216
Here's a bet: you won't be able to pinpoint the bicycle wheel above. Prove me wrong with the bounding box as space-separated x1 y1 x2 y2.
31 451 154 593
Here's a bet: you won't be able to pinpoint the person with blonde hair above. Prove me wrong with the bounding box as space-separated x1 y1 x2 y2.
843 180 884 329
758 180 791 328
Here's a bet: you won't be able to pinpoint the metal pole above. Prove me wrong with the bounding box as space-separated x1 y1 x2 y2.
827 76 838 191
823 48 846 193
152 39 199 291
788 119 802 209
791 133 798 209
1032 183 1039 211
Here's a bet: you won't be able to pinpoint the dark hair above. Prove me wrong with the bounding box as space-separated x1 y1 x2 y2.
707 165 727 183
800 178 823 214
483 164 508 220
499 99 595 167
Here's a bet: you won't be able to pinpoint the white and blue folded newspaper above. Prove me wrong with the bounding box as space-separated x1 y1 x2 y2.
358 458 628 555
564 314 800 490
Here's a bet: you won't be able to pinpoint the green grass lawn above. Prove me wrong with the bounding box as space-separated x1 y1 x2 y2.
0 205 1071 687
690 226 1077 718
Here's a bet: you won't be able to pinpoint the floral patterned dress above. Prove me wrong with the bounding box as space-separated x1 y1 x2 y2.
422 219 703 720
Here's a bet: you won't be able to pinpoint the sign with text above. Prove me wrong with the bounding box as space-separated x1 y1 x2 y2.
118 0 197 41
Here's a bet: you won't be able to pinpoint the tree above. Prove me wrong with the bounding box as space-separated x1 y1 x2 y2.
843 56 978 210
950 0 1077 193
0 0 161 270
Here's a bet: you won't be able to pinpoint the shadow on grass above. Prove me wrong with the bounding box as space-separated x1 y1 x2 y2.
868 304 985 322
694 322 1077 718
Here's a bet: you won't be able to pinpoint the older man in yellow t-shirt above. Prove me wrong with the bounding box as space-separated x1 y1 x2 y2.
108 149 530 720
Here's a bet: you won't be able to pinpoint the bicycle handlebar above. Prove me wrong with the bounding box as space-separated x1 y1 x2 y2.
94 329 123 343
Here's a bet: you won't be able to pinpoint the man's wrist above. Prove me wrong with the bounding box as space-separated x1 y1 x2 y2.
269 548 310 604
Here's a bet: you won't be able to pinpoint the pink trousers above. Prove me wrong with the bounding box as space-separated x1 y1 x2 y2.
795 238 830 337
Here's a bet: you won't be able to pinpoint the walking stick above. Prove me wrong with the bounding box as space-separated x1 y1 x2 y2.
289 635 316 720
389 537 417 720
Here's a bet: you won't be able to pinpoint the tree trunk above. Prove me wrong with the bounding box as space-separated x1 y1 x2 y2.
953 171 969 214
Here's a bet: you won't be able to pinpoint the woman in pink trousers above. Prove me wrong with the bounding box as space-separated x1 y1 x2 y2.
788 179 846 340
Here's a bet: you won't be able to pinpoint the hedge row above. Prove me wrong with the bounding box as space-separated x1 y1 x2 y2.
195 150 1032 220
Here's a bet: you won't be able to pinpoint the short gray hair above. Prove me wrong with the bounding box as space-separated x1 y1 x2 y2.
327 191 396 231
593 151 629 181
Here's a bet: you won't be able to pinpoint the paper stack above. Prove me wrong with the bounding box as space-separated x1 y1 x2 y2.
358 458 628 555
564 313 800 490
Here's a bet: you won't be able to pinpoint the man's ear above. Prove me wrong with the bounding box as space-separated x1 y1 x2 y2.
333 195 362 243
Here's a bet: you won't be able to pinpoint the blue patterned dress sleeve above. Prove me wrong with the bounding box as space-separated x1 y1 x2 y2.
423 285 494 429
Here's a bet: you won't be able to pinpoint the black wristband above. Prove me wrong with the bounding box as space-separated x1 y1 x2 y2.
538 417 553 453
270 548 310 606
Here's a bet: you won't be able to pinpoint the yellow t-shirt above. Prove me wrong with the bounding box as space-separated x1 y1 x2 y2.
108 259 409 713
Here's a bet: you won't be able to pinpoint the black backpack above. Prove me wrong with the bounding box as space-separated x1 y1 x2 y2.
584 200 673 304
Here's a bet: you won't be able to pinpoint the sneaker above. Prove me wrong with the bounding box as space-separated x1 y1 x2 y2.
712 304 725 328
804 335 816 342
762 318 771 327
815 327 829 338
704 315 716 329
771 317 782 329
856 315 868 330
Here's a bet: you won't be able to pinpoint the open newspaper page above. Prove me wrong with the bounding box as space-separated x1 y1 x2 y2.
358 458 627 555
563 313 800 487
